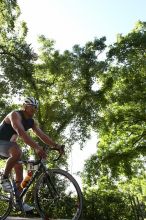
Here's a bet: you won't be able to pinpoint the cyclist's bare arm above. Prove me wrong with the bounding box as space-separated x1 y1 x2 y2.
32 122 63 153
7 112 46 158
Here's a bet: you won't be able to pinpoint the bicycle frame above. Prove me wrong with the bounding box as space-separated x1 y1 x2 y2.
0 145 83 220
11 145 65 208
12 160 46 205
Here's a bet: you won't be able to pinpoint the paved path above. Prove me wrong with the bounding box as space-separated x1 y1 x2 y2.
7 217 69 220
7 217 41 220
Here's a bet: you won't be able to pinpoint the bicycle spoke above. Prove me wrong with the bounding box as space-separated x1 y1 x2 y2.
35 169 82 220
0 188 12 219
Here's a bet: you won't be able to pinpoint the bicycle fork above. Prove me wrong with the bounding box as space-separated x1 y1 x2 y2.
11 179 25 213
45 170 60 200
40 171 60 220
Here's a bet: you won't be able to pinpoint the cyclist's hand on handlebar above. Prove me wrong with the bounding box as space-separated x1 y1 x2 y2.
35 146 47 158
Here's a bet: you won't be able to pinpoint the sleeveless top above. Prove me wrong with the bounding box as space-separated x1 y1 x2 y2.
0 110 34 141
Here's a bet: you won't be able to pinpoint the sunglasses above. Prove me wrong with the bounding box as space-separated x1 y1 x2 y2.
27 104 38 109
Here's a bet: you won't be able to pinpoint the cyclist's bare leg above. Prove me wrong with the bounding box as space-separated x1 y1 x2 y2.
14 162 23 192
3 145 22 178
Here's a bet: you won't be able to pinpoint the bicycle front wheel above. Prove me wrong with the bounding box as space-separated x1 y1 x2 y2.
34 168 83 220
0 187 12 220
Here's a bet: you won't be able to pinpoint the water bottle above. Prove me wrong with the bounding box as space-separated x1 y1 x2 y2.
21 170 32 188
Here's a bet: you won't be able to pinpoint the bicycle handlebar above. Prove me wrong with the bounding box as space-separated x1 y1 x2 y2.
20 145 65 164
54 144 65 161
48 144 65 162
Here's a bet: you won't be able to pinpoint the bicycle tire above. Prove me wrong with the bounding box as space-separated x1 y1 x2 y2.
0 187 12 220
34 168 83 220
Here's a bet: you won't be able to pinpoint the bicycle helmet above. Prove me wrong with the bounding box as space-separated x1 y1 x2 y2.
23 97 39 108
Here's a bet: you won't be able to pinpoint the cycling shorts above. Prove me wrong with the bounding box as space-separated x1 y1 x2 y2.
0 140 16 158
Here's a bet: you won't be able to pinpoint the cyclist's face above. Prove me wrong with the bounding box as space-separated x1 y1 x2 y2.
24 104 38 117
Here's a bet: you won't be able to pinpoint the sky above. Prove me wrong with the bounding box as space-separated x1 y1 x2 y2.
17 0 146 186
17 0 146 52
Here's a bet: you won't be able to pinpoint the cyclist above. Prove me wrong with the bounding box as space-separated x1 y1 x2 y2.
0 97 64 211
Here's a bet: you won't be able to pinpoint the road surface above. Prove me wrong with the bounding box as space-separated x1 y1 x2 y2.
7 217 70 220
7 217 41 220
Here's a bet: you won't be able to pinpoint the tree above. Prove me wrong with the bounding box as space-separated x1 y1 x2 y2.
95 21 146 177
0 0 37 116
30 35 107 145
81 21 146 219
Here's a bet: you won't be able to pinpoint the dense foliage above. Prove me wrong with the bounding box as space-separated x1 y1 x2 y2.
0 0 146 219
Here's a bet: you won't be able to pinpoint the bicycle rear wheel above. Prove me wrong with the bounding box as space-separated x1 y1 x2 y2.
0 187 12 220
34 168 83 220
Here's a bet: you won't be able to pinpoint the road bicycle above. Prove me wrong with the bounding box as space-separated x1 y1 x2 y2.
0 146 83 220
